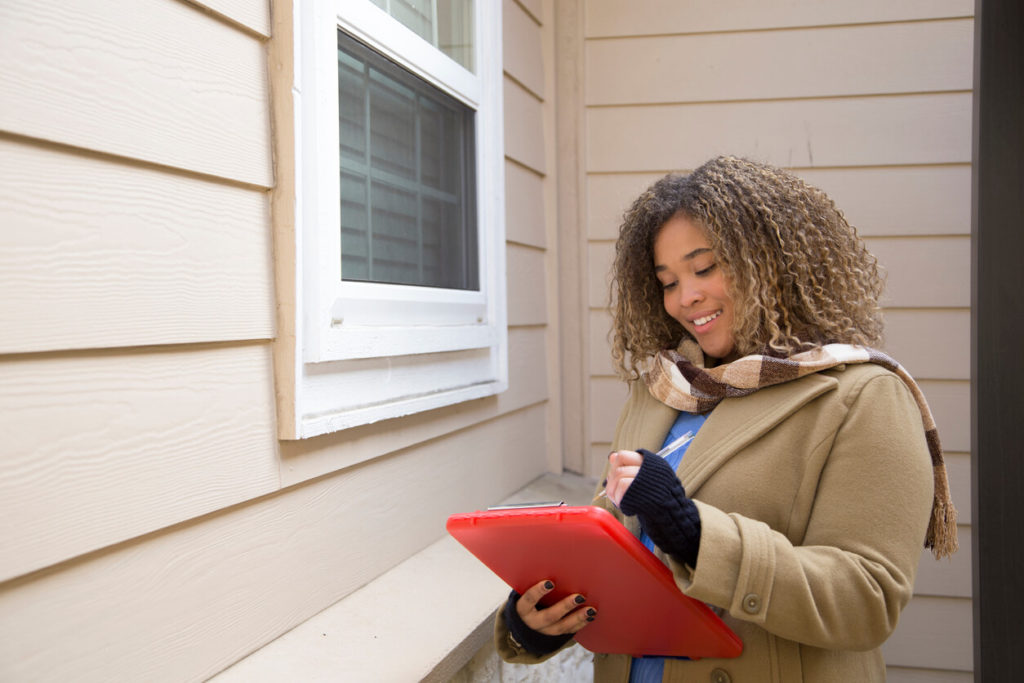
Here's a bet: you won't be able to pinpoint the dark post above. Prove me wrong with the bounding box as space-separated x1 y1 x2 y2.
971 0 1024 679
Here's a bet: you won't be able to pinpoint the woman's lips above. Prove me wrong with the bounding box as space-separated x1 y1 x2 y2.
691 310 722 330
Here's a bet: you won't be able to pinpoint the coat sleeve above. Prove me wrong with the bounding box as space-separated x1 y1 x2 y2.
492 598 578 664
672 371 935 651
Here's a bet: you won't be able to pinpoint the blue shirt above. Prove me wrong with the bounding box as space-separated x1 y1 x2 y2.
629 411 707 683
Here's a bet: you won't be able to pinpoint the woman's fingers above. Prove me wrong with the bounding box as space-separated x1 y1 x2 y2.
516 580 597 635
607 475 635 507
605 450 644 506
516 578 555 615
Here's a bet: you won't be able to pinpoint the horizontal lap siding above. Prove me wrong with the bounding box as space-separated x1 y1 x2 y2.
585 0 973 37
1 2 560 681
0 0 279 584
586 20 972 105
0 344 280 583
587 94 972 171
0 0 271 187
0 138 273 354
883 596 975 671
506 245 548 325
0 405 550 683
506 161 547 249
588 165 973 240
887 669 974 683
582 4 973 678
192 0 271 36
502 0 561 477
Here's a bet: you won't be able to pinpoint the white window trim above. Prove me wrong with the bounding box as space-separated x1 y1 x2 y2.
280 0 507 439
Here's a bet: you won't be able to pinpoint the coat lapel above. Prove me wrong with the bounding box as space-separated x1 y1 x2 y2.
677 372 839 495
610 383 679 455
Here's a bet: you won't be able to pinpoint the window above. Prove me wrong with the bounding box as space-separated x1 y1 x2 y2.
337 31 478 291
277 0 506 439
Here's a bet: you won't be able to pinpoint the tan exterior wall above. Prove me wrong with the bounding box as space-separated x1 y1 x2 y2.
0 0 559 680
579 1 973 680
0 0 977 679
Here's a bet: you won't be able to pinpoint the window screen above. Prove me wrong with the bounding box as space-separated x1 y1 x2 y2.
338 31 478 290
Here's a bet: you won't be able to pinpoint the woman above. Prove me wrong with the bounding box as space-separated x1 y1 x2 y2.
494 156 957 682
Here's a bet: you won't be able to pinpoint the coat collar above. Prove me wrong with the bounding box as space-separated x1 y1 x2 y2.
679 371 837 494
621 371 840 496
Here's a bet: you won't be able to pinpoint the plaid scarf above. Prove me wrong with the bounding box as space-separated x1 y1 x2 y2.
645 339 958 559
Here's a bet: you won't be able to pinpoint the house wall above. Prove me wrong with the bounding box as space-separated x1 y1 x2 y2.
579 1 974 681
0 1 559 681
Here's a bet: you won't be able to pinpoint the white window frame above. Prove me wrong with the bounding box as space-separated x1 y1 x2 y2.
282 0 507 439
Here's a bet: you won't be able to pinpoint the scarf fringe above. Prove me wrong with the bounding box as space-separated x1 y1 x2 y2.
927 467 959 560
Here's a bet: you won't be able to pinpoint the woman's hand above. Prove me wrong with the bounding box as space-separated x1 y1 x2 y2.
605 449 644 507
516 579 596 635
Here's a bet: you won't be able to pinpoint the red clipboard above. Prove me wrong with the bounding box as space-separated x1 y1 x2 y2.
446 504 742 659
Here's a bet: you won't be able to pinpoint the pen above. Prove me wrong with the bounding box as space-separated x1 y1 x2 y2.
594 431 694 502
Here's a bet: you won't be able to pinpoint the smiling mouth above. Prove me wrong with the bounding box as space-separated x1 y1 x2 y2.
692 311 722 327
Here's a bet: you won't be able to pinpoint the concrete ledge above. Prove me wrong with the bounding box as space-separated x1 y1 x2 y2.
211 472 597 682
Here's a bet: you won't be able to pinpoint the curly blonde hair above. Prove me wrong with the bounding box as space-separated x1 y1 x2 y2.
610 156 884 379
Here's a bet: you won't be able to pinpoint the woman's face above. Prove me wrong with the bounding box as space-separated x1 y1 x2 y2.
653 214 738 362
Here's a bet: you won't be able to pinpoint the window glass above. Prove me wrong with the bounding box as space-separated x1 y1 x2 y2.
369 0 474 71
338 31 478 290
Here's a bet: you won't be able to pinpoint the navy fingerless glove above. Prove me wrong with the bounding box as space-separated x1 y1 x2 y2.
503 590 574 656
619 448 702 567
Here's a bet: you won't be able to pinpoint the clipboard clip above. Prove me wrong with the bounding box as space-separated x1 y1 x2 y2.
487 500 567 511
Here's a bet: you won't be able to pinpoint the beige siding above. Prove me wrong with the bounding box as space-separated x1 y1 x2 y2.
504 79 547 172
0 405 549 682
502 0 563 477
586 20 972 105
194 0 271 36
553 0 590 474
580 2 973 679
588 165 974 239
799 166 972 237
506 161 547 248
588 94 972 172
883 596 975 670
0 0 561 681
0 138 274 354
506 244 549 326
0 344 280 583
888 669 974 683
504 0 545 97
0 1 271 187
585 0 974 37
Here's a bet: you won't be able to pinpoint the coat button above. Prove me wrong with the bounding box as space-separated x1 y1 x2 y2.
711 668 732 683
742 593 761 614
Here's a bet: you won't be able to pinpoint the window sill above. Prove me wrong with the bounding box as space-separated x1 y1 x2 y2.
209 471 597 681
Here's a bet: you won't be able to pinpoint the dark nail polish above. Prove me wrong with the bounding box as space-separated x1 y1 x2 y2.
574 595 586 604
586 607 596 617
586 616 595 622
543 580 554 590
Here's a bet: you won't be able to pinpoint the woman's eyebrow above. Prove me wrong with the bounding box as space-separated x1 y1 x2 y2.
655 247 712 271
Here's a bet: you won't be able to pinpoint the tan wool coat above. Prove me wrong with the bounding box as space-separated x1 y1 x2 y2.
496 363 935 682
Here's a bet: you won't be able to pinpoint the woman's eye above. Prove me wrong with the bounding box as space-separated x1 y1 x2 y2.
661 281 677 291
695 263 717 277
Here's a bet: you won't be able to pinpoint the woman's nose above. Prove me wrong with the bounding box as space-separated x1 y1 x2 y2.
674 280 703 308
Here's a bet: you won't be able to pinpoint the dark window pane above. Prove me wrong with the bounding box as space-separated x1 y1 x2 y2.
340 172 370 281
338 30 478 290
